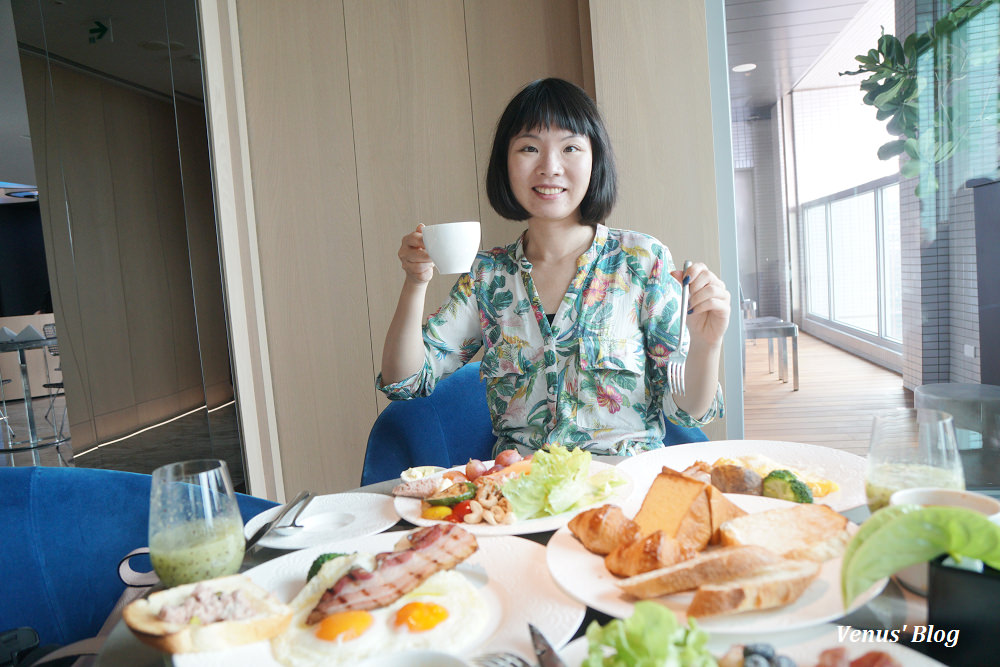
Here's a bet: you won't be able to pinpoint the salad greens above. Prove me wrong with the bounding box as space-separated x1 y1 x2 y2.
841 504 1000 607
501 444 626 519
584 601 717 667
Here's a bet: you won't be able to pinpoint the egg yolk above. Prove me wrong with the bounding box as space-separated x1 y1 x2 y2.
315 610 374 641
394 601 449 632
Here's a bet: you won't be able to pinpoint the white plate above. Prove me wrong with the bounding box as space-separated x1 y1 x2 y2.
614 440 866 512
545 494 887 634
174 531 584 666
243 492 400 550
559 623 947 665
393 461 633 536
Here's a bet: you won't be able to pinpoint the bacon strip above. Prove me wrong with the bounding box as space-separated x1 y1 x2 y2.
305 524 478 625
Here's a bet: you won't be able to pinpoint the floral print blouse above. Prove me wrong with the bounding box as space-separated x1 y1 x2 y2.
377 224 723 455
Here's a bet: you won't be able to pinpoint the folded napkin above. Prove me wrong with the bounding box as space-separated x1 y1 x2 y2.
14 325 44 342
0 327 15 342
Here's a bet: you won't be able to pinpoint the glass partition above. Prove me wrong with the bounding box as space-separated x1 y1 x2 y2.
6 0 245 489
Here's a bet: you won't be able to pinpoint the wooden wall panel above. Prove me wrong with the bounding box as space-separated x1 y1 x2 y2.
463 0 588 252
588 0 728 440
344 0 480 416
235 0 375 494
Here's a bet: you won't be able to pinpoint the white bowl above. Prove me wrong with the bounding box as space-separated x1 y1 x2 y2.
888 487 1000 594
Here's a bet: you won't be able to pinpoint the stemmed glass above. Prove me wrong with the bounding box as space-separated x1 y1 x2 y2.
865 408 965 512
148 459 245 588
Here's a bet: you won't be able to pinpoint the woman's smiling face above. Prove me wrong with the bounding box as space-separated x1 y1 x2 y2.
507 126 593 224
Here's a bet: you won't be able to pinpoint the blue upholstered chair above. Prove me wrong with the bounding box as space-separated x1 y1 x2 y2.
0 466 277 648
361 361 708 485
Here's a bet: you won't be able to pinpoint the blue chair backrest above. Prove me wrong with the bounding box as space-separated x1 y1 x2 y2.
0 466 277 647
361 361 709 486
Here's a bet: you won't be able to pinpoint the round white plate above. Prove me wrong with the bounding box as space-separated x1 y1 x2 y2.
614 440 866 512
559 623 947 666
545 494 887 634
173 531 584 666
243 492 400 550
393 461 633 536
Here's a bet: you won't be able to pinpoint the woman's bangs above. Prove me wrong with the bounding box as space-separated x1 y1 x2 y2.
516 92 592 138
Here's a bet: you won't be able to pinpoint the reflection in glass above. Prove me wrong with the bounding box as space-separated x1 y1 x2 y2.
8 0 244 488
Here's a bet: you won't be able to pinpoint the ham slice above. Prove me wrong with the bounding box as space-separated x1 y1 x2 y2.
305 524 478 625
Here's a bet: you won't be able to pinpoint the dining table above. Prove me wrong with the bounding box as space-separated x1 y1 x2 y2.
95 453 938 667
0 336 60 465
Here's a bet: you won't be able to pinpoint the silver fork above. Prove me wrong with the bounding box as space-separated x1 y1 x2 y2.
668 260 693 396
471 652 532 667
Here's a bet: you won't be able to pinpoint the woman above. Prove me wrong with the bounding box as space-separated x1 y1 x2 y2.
378 78 730 456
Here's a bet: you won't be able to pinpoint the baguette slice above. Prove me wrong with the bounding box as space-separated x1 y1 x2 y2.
123 574 292 654
687 559 821 618
717 503 849 561
616 545 781 598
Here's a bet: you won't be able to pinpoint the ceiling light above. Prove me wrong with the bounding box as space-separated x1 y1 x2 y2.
732 63 757 73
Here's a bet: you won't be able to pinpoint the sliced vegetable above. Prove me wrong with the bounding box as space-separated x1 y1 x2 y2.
421 505 453 521
762 470 813 503
445 499 474 523
426 481 476 507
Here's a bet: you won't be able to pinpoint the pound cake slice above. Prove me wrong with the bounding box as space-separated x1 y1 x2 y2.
687 559 821 618
632 467 712 551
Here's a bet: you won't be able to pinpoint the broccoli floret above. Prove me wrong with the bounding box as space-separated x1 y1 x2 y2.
307 552 348 581
762 470 813 503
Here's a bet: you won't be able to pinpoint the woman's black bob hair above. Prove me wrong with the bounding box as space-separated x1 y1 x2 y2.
486 78 617 225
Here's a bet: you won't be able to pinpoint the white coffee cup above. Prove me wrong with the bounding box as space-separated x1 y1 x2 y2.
888 487 1000 594
421 221 481 274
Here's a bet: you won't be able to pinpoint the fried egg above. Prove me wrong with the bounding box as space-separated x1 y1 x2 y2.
713 454 840 497
271 553 489 666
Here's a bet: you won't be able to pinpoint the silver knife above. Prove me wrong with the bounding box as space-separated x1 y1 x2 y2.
529 623 566 667
245 489 311 551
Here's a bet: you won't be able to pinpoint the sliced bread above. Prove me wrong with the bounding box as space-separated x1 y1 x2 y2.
615 544 781 599
687 559 821 617
717 503 849 561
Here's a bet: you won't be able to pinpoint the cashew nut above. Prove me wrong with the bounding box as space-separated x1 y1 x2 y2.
476 480 502 509
464 499 485 524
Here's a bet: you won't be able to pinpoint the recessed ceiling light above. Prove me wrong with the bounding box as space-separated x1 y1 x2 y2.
6 190 38 199
732 63 757 73
138 40 169 51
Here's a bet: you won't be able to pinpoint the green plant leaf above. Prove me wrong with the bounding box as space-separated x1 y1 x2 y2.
901 157 922 178
903 138 919 159
877 139 907 160
873 78 906 108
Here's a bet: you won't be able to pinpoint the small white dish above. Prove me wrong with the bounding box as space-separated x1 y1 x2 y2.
888 487 1000 594
243 492 399 550
358 650 471 667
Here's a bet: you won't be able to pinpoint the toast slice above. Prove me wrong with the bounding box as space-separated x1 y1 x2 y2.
615 545 781 598
687 559 821 618
717 503 849 561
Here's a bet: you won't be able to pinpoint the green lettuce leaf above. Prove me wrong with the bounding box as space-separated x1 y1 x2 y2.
583 601 717 666
501 444 626 519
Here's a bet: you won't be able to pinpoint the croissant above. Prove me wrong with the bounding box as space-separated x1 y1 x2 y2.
567 504 640 555
604 530 695 578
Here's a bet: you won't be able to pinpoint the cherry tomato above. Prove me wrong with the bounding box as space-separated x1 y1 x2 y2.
446 499 474 523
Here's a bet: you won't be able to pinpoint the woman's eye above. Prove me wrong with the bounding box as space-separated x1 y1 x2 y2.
519 145 538 153
565 145 580 152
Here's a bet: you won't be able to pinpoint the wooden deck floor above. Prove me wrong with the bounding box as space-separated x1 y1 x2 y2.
742 331 913 458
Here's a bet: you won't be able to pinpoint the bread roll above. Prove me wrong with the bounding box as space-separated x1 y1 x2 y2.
123 574 292 654
616 545 780 598
604 531 694 578
687 560 821 617
717 503 849 561
568 504 640 555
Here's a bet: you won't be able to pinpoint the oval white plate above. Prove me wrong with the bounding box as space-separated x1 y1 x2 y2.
614 440 866 512
559 623 947 666
174 531 584 666
243 492 399 550
393 461 633 536
546 494 887 634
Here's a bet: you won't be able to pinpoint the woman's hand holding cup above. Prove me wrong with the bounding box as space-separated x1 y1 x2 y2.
398 224 435 285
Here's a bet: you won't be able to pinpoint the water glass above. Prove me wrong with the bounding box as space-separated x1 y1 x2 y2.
149 459 245 588
865 408 965 512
